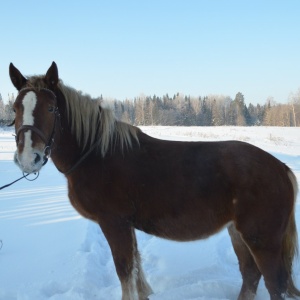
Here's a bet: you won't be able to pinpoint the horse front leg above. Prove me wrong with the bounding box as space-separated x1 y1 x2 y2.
132 237 153 299
98 215 152 300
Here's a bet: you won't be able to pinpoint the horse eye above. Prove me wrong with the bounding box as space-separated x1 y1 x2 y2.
48 106 55 113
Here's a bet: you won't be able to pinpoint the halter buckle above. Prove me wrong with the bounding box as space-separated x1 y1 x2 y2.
44 145 52 158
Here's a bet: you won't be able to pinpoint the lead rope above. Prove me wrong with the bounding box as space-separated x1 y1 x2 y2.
0 145 49 191
63 143 98 175
0 172 39 190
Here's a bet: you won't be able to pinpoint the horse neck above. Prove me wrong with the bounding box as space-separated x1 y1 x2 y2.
50 97 83 175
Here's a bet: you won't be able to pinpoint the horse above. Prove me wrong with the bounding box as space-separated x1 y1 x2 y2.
9 62 300 300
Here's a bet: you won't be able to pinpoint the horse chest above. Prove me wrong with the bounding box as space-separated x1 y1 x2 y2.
68 191 97 221
67 175 135 222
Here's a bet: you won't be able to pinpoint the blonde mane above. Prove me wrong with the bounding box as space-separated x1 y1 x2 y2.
25 76 139 156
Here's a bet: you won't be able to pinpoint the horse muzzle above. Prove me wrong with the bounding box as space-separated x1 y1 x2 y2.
14 149 44 174
14 124 54 174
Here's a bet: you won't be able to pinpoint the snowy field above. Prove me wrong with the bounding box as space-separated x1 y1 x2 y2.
0 126 300 300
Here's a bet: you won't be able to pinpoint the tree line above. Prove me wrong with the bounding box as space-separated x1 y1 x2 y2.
0 91 299 127
113 91 300 127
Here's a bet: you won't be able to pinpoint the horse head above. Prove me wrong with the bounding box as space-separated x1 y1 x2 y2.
9 63 60 174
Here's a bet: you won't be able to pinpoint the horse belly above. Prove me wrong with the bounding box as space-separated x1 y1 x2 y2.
135 207 232 242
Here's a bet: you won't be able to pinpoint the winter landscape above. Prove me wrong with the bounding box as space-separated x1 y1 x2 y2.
0 126 299 300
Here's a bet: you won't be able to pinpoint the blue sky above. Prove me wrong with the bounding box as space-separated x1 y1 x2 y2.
1 0 300 104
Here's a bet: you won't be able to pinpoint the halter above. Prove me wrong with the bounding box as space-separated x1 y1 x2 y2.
15 106 60 166
14 88 60 167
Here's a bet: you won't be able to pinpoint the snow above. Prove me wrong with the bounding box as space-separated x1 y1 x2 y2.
0 126 299 300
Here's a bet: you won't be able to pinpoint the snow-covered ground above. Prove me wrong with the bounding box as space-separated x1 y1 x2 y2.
0 126 299 300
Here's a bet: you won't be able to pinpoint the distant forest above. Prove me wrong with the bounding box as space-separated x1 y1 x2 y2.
1 91 299 127
113 91 300 127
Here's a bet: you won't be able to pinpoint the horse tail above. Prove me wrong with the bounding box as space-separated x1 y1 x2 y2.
284 168 300 298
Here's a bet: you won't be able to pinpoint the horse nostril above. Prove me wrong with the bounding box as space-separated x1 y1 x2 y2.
34 153 41 164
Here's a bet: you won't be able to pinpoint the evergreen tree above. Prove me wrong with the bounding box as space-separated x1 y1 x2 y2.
200 98 212 126
0 94 5 124
233 92 246 126
4 93 15 124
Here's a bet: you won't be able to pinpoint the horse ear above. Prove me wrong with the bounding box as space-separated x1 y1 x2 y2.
44 62 59 89
9 63 27 91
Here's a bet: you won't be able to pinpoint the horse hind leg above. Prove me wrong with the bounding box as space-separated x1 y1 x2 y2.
228 223 262 300
234 182 300 299
241 233 289 300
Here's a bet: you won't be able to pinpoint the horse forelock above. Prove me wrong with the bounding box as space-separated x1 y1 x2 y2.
25 75 139 156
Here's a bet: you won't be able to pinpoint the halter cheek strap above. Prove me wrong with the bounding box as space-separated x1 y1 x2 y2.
15 107 60 165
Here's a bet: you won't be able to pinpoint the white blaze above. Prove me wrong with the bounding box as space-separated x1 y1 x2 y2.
23 91 37 125
22 91 37 154
15 91 40 173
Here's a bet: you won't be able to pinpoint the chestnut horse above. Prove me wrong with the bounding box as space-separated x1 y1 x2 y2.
9 62 300 300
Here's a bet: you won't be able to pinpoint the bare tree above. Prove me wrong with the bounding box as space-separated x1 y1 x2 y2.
289 89 300 127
